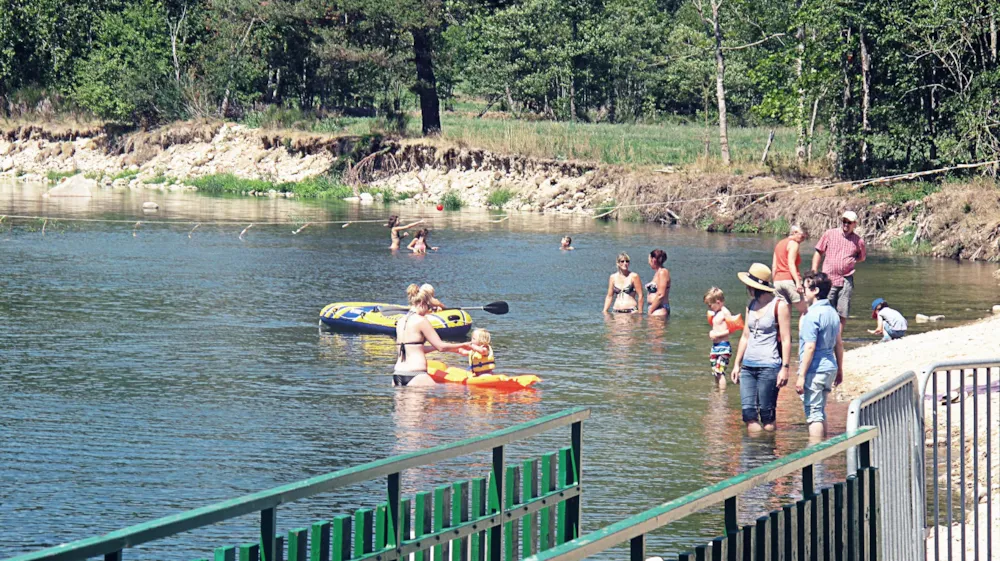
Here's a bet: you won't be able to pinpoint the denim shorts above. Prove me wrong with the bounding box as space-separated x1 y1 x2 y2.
740 365 781 425
803 369 836 423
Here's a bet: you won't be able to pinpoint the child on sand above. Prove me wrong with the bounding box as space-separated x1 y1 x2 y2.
705 287 740 390
560 236 574 250
407 228 439 254
461 329 495 376
869 298 907 342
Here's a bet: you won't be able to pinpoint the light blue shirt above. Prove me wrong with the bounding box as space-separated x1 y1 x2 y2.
799 299 840 373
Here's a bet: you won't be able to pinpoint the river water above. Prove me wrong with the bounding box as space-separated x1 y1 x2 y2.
2 181 997 559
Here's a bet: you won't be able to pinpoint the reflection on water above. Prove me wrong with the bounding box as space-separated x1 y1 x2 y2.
1 181 995 558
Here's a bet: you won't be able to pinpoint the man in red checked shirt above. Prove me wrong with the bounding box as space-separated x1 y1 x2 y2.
811 210 866 324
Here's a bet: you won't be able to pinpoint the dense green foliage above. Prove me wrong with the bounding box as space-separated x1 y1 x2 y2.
1 0 998 177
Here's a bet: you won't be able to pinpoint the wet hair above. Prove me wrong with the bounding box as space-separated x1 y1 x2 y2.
650 249 667 266
704 287 725 305
617 252 631 265
803 271 832 300
387 215 399 228
471 328 491 347
406 283 434 308
562 236 572 245
415 228 429 239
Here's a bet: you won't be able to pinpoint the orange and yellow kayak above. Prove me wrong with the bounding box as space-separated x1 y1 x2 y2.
427 360 540 391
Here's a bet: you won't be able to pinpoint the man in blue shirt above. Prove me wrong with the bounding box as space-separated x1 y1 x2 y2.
796 271 845 438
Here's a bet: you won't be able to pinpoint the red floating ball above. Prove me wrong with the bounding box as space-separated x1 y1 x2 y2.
436 204 444 211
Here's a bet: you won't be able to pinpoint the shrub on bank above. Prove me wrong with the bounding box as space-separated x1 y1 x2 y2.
486 187 517 208
442 190 464 210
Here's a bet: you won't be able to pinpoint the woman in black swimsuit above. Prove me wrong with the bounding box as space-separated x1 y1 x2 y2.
602 252 644 313
393 284 482 387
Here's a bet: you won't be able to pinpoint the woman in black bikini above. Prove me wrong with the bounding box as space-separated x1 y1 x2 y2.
393 284 482 387
387 216 425 250
602 252 644 313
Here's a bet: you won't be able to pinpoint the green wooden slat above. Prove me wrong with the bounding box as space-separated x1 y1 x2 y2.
796 499 810 561
769 510 784 561
846 476 857 561
783 504 797 561
434 485 452 561
331 516 352 561
692 544 707 561
556 449 569 545
288 529 308 561
375 504 388 551
488 466 502 561
402 499 412 547
504 466 520 561
858 470 869 561
834 483 846 561
755 515 769 561
311 521 331 561
732 528 744 561
275 536 285 561
819 488 831 561
471 478 486 561
677 553 691 561
539 454 556 552
451 481 470 561
354 509 374 558
709 536 725 561
866 469 880 561
521 459 538 558
742 524 754 561
239 544 260 561
215 546 237 561
415 492 432 561
191 558 209 561
5 408 591 561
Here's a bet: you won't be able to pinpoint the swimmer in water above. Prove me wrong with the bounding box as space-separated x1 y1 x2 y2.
407 228 439 254
560 236 574 250
387 216 424 250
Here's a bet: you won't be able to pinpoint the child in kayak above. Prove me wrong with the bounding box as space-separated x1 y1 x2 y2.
461 329 495 376
705 287 740 390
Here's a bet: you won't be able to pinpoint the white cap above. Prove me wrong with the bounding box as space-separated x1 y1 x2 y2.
842 210 858 223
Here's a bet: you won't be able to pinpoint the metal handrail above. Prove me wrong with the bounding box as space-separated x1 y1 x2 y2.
4 407 590 561
845 371 918 473
918 358 1000 399
523 426 879 561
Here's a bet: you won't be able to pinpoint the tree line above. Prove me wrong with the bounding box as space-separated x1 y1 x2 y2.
1 0 997 178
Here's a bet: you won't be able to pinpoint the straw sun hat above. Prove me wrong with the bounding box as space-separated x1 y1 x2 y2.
737 263 776 293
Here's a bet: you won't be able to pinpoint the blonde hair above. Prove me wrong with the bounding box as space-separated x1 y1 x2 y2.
420 283 435 296
617 252 631 264
703 287 725 305
471 328 491 346
406 283 433 308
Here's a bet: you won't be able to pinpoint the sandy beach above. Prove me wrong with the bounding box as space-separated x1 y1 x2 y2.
835 312 1000 559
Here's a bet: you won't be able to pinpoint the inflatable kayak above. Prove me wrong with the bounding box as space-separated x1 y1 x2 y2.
427 360 540 391
319 302 473 338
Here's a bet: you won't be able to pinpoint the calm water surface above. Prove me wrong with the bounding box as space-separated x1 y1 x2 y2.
2 181 997 559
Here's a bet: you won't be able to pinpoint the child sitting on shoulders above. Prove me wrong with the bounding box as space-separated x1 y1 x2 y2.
869 298 907 342
705 287 742 390
460 328 495 376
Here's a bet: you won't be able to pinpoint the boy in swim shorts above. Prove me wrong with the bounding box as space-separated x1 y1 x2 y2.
705 287 733 390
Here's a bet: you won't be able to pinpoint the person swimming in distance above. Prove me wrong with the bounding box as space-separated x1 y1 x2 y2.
407 228 439 254
560 236 574 250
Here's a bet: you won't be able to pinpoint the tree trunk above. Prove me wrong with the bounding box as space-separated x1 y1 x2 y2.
991 11 997 62
411 27 441 135
807 94 821 163
795 1 806 163
859 27 871 166
711 2 730 166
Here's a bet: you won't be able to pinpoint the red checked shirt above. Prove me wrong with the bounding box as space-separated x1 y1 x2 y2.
815 228 866 287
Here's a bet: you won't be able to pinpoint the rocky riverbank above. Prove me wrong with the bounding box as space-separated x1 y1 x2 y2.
3 119 1000 262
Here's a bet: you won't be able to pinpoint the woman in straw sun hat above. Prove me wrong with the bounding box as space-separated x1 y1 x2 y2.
730 263 792 433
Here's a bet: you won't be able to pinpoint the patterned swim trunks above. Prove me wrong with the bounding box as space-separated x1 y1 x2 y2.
710 341 732 377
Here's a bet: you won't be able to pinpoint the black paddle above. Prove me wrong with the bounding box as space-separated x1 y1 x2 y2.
376 301 509 315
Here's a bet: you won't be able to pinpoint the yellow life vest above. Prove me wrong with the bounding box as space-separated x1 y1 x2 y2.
469 347 495 375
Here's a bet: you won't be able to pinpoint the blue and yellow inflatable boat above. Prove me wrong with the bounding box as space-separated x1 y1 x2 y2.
319 302 473 338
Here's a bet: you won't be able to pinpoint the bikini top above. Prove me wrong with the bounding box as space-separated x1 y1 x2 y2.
613 275 637 296
396 311 425 361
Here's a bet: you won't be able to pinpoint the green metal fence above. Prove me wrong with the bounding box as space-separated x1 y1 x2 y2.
3 407 590 561
522 426 881 561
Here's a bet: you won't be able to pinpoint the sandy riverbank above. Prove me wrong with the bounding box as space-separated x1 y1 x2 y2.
836 313 1000 401
835 314 1000 559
